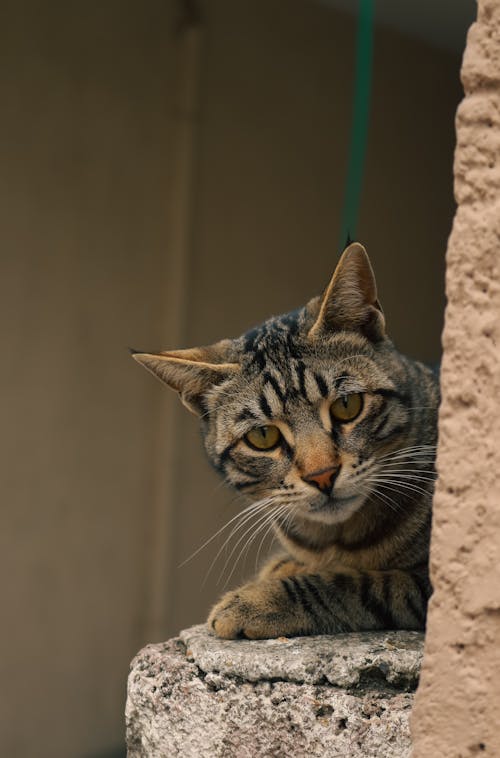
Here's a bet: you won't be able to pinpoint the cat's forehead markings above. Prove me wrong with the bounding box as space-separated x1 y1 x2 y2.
262 381 284 417
304 369 324 403
332 373 367 395
262 369 287 399
241 312 304 367
233 407 259 424
289 360 319 404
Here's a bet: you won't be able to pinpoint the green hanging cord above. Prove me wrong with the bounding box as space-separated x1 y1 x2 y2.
338 0 374 251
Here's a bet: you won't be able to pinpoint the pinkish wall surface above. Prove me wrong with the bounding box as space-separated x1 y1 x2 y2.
411 2 500 756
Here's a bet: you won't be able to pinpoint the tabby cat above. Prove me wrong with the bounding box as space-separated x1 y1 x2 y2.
132 243 439 639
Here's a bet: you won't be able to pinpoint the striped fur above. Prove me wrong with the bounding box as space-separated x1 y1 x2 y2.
132 243 439 639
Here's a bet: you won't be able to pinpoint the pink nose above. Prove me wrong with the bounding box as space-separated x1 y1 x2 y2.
302 465 339 496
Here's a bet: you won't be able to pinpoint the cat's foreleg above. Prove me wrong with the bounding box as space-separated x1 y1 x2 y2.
257 555 306 581
208 568 431 639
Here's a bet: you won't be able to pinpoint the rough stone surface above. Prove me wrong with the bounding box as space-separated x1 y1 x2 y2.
180 625 423 690
126 624 423 757
411 2 500 756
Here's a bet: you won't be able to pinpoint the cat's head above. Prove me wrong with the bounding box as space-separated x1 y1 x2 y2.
132 243 416 526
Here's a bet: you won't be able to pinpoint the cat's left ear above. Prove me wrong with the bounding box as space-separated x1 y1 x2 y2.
308 242 385 342
131 340 240 416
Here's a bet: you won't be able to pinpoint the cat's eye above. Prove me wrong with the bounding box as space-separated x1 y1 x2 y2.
244 425 281 451
330 393 363 422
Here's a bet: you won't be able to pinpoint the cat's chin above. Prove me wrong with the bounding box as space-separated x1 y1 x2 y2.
304 493 366 525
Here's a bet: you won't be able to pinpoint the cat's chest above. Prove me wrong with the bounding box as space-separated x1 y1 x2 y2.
276 529 388 571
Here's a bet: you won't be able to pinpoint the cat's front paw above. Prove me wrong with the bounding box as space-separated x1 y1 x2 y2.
207 580 305 640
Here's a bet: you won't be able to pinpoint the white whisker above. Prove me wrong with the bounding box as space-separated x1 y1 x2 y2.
220 502 289 589
362 483 404 514
216 502 280 587
202 498 276 584
378 470 436 484
254 500 299 572
376 445 437 462
366 477 433 500
179 497 271 568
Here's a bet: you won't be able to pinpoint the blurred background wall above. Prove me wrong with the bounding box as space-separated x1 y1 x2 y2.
0 0 473 756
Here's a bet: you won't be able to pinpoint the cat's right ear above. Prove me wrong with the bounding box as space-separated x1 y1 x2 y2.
130 341 240 416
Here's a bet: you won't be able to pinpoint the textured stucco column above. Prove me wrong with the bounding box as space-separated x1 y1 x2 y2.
411 2 500 756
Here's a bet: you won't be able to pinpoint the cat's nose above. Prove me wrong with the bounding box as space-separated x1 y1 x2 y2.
302 465 340 496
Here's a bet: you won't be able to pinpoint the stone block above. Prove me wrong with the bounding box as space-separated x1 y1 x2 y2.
126 625 424 757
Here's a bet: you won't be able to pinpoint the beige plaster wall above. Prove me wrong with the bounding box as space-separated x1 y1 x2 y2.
411 1 500 755
0 2 180 756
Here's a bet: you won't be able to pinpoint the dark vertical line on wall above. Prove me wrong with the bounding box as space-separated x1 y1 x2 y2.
338 0 374 250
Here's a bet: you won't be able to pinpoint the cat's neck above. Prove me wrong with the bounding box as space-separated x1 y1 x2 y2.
274 492 432 571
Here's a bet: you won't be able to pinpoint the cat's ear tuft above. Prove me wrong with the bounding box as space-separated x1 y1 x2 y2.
131 340 240 415
308 242 385 342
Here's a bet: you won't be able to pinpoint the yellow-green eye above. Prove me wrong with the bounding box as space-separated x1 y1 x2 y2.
245 425 281 451
330 393 363 422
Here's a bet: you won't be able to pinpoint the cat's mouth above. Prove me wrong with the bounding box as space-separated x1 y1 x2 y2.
306 492 365 524
309 493 358 511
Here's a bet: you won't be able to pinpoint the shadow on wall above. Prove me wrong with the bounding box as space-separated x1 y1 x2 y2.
0 0 472 756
